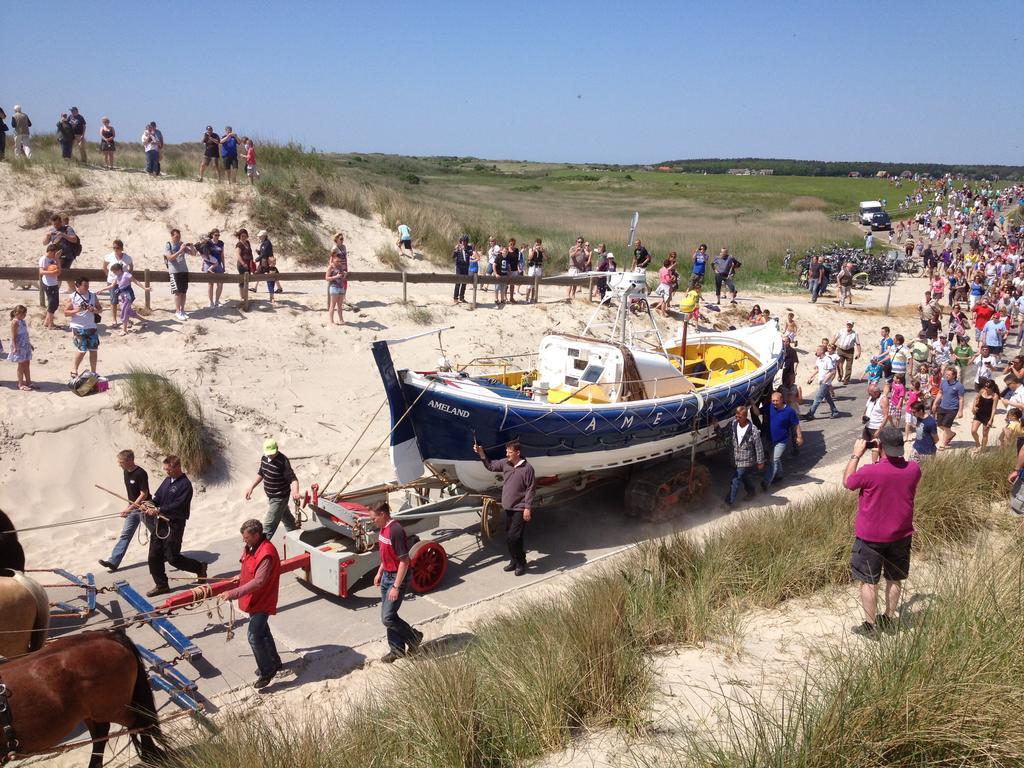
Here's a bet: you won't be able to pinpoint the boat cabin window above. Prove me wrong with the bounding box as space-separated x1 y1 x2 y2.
580 364 604 384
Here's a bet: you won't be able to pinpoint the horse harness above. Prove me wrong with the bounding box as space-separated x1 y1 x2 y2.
0 678 18 763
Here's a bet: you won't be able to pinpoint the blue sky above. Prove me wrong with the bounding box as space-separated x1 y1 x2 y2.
7 1 1021 164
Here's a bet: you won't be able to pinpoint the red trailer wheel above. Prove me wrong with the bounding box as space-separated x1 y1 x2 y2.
409 541 448 593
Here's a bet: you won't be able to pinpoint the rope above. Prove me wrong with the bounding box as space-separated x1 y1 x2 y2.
0 513 124 535
318 398 387 493
336 383 436 496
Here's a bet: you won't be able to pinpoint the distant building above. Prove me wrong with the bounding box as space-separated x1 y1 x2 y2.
658 165 672 171
876 171 889 178
728 168 752 175
900 170 914 179
756 169 774 175
848 171 861 178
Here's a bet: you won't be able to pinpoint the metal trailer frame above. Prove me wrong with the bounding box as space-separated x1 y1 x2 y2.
46 568 97 619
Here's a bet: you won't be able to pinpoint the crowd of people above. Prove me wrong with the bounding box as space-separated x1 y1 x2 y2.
0 104 260 184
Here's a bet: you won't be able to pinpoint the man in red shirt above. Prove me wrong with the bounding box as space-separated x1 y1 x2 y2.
371 502 423 663
222 519 283 688
973 299 995 343
843 426 921 639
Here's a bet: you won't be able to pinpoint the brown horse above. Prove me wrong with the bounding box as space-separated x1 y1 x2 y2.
0 570 49 659
0 629 163 767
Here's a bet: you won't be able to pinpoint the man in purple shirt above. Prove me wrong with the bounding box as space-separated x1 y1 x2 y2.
473 438 536 576
843 426 921 638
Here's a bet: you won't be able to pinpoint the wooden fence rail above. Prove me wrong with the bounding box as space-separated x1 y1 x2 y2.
1 267 597 312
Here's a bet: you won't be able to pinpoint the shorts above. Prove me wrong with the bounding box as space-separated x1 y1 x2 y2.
904 411 917 427
862 424 880 441
246 164 259 177
988 344 1003 357
654 283 671 300
169 272 189 294
328 284 346 296
100 139 115 152
237 265 250 274
222 155 238 170
400 238 412 249
527 265 543 278
108 285 119 305
203 153 219 165
568 267 579 276
936 408 957 428
60 255 76 269
43 283 60 313
850 535 912 584
72 327 100 352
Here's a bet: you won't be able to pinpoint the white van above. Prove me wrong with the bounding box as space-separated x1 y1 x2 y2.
858 200 884 226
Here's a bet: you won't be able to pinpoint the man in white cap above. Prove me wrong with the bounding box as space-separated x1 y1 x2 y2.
11 105 31 159
844 425 921 639
244 438 301 539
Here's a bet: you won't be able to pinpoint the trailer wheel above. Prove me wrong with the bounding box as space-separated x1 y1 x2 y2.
409 541 448 593
480 497 503 541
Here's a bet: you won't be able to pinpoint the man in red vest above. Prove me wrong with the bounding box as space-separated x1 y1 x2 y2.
371 501 423 663
221 519 282 688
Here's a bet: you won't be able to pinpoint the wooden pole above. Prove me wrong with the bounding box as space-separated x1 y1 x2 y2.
401 270 408 305
37 281 45 308
533 271 541 304
471 272 478 310
242 272 250 312
144 270 151 311
588 273 594 303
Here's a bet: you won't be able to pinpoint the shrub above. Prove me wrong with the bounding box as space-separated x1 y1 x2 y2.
375 245 403 272
208 187 236 214
120 368 212 474
405 304 435 325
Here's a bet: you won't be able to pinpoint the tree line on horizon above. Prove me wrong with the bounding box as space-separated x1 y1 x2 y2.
649 157 1023 179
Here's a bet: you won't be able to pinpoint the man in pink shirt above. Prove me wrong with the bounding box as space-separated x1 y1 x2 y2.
843 425 921 638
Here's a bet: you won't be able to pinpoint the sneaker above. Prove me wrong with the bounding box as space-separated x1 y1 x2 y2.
830 411 841 418
502 562 517 572
146 585 171 598
514 565 526 577
98 559 118 573
407 629 424 655
851 621 879 640
381 650 405 664
253 674 273 690
876 614 898 633
802 413 815 421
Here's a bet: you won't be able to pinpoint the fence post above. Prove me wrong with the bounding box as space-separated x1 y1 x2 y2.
37 281 44 309
242 272 250 311
588 273 594 303
471 272 478 310
144 270 151 311
401 270 407 305
533 271 541 304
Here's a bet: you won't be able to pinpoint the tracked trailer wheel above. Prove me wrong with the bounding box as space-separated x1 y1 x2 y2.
480 497 504 542
625 462 712 523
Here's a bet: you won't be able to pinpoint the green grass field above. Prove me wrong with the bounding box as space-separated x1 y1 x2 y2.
12 136 1017 285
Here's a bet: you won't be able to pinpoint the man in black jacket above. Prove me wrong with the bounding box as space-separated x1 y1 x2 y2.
453 235 471 304
473 439 536 576
146 455 207 597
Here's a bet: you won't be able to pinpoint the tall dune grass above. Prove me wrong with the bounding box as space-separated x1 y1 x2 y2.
649 542 1024 768
120 368 212 474
163 447 1012 767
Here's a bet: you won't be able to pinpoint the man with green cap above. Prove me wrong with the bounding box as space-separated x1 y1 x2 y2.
244 438 301 539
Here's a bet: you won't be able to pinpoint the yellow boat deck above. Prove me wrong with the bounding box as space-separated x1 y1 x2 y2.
469 342 760 406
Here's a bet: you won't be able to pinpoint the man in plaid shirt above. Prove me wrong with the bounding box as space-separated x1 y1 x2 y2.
726 404 766 506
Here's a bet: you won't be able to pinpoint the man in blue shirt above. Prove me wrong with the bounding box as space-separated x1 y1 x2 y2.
146 455 207 597
982 312 1007 361
762 390 804 488
931 367 965 450
220 126 239 184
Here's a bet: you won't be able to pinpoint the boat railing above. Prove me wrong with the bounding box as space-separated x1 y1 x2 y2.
456 353 539 381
